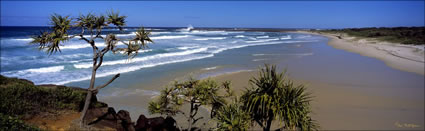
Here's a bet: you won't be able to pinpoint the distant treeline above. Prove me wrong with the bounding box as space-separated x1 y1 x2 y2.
315 27 425 45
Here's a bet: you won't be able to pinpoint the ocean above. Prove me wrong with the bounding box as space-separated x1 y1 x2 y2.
0 26 319 87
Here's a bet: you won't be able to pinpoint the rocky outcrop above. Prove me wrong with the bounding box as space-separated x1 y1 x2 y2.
86 107 179 131
0 75 179 130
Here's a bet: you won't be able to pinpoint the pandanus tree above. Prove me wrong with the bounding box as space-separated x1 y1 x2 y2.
30 11 153 125
214 98 251 131
148 78 233 130
241 65 318 131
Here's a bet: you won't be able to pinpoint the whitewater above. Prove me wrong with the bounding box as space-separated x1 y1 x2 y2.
0 27 318 85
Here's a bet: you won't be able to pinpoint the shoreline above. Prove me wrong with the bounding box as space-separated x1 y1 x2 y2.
92 31 424 130
294 31 424 75
206 32 424 129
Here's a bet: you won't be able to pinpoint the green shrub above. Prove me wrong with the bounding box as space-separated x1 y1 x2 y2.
0 113 40 130
319 27 425 45
0 75 87 117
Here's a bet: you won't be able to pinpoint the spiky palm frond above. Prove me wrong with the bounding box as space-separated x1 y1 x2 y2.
75 13 96 30
50 14 71 35
31 31 69 54
276 82 313 130
104 34 118 51
148 86 184 116
242 64 317 130
114 27 154 58
107 10 126 31
94 15 107 30
215 102 251 131
133 27 154 49
30 31 51 50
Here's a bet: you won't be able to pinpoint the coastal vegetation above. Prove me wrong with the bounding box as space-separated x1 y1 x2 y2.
148 78 233 130
242 65 317 130
150 65 318 131
315 27 425 45
0 75 104 130
29 10 153 126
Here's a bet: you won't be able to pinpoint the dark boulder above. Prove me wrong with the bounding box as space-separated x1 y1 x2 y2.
148 117 165 131
117 110 135 131
164 116 177 130
135 114 148 131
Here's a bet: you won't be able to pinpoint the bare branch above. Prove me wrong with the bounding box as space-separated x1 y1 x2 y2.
78 34 91 43
95 73 120 90
95 30 104 39
95 53 104 71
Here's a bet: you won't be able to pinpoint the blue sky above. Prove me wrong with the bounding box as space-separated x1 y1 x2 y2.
1 1 424 28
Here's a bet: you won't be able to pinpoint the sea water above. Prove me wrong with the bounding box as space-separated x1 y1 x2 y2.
1 26 319 86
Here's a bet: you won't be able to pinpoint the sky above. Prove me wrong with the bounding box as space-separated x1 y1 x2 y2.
1 1 424 29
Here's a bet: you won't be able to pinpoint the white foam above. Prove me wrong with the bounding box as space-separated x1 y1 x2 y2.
256 36 269 39
280 35 292 40
245 38 280 43
252 53 281 56
74 47 208 68
177 46 199 50
60 44 92 49
181 30 226 35
150 32 170 35
151 35 189 40
12 38 33 41
81 35 107 38
117 49 153 54
115 32 136 37
283 52 314 56
27 66 64 73
2 66 65 75
296 35 312 39
194 37 227 41
247 37 257 40
58 54 214 85
235 35 245 38
57 53 93 59
60 41 126 50
210 41 284 54
252 54 265 56
201 66 218 71
252 58 269 62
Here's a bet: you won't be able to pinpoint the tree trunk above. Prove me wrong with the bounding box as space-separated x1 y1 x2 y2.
188 101 193 131
264 111 274 131
80 53 98 126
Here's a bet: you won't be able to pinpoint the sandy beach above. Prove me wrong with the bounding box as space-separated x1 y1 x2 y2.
207 32 425 130
297 31 425 75
211 71 424 130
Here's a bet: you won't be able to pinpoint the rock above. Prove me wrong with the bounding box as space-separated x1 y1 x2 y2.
117 110 132 123
164 116 177 130
135 114 148 131
148 117 165 131
117 110 135 131
87 107 120 130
